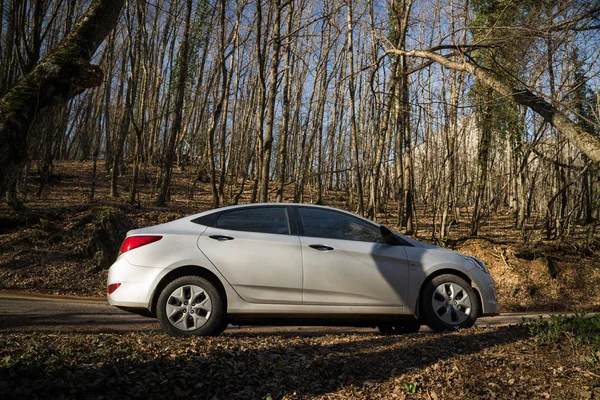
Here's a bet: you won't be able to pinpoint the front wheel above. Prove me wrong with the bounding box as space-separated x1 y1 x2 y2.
420 274 480 331
157 276 226 337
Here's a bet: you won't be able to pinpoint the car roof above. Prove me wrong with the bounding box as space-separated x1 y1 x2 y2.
195 202 366 218
186 202 380 226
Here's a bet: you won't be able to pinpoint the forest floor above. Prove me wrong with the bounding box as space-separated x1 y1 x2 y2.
0 160 599 312
1 325 600 399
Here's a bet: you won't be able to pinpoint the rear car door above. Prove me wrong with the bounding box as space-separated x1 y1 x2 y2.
297 207 409 307
197 206 303 304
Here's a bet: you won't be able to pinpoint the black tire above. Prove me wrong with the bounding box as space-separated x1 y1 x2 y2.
213 319 230 336
157 276 226 337
420 274 480 332
377 319 421 335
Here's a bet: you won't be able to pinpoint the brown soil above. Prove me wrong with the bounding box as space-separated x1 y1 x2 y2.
1 160 599 311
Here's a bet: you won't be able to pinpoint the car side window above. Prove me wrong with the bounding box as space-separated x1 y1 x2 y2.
298 208 383 243
215 208 290 235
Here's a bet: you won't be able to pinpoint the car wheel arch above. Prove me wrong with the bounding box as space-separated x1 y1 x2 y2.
414 268 482 320
149 265 228 316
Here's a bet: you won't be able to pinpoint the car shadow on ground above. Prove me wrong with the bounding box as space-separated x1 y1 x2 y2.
0 310 160 333
0 325 530 398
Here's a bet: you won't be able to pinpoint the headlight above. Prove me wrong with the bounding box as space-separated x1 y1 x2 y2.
462 256 489 274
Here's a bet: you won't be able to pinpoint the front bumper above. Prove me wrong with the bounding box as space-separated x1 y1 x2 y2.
472 272 500 316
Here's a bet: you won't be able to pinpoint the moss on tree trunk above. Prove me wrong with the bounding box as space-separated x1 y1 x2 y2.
0 0 125 202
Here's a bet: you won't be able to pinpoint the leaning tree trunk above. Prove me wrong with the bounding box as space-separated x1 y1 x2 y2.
386 47 600 163
0 0 125 201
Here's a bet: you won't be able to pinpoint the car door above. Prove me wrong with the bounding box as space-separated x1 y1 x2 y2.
297 207 409 307
197 206 302 304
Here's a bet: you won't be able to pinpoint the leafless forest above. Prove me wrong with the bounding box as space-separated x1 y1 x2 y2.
1 0 599 242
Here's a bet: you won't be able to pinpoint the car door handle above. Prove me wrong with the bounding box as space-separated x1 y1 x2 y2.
309 244 334 251
209 235 234 241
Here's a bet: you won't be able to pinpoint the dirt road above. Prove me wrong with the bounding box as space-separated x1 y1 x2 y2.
0 291 558 335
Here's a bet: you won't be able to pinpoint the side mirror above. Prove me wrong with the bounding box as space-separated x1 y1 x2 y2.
380 225 401 245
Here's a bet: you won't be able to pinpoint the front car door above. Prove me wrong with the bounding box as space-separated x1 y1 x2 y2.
297 206 410 307
197 206 302 304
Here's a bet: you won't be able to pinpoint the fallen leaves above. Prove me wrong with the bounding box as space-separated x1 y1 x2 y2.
0 326 599 398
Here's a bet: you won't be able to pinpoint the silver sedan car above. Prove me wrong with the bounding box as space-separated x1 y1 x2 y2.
107 203 499 336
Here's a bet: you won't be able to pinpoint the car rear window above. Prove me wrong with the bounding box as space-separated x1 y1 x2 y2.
215 208 290 235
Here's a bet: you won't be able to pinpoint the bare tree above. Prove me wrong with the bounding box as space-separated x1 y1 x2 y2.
346 0 365 215
156 0 193 206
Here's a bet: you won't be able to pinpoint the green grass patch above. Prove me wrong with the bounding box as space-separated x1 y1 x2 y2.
525 313 600 352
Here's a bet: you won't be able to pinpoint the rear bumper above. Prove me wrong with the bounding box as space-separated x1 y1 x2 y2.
106 256 162 311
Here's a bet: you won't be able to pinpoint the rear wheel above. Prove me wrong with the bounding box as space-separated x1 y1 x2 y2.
420 274 479 331
157 276 226 336
377 319 421 335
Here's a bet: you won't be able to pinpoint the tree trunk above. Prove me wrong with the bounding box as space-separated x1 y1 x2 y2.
258 0 282 203
110 72 134 198
156 0 193 207
276 3 295 203
471 100 492 236
207 0 230 209
401 54 414 234
346 0 364 215
0 0 125 201
440 70 462 239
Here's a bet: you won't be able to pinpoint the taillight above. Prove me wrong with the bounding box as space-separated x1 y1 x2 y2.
107 283 121 294
119 235 163 255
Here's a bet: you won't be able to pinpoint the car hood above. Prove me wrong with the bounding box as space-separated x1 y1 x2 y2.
392 231 451 251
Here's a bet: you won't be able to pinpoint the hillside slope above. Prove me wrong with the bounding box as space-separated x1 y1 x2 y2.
1 161 599 311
